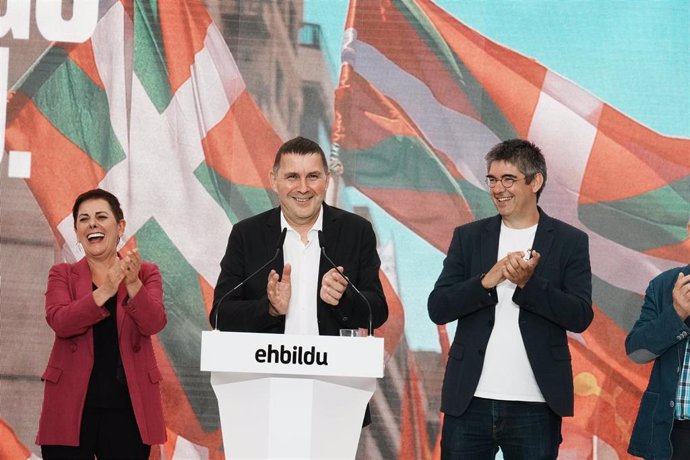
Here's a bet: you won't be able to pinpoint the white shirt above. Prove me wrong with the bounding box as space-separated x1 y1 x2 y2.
282 209 323 335
474 221 545 402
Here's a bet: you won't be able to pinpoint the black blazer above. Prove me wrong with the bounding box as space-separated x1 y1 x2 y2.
210 203 388 335
428 208 593 417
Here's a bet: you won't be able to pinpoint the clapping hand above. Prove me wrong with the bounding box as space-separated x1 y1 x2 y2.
121 248 142 285
503 249 541 288
120 248 143 297
320 267 348 306
267 264 292 316
673 272 690 320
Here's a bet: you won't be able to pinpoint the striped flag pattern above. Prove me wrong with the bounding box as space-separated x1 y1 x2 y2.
5 0 281 456
0 418 33 460
334 0 689 457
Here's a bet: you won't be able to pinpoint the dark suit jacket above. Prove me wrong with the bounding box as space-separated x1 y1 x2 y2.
210 204 389 426
210 203 388 336
36 258 167 446
428 208 592 418
626 265 690 460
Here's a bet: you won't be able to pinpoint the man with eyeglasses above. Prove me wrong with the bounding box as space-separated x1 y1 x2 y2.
428 139 593 459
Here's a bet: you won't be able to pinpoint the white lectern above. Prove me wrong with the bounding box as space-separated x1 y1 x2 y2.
200 331 384 460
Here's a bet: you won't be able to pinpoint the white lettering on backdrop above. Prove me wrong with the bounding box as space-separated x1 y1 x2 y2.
0 0 99 156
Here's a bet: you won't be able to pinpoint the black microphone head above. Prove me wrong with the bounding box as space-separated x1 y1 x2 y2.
318 230 325 249
277 227 287 250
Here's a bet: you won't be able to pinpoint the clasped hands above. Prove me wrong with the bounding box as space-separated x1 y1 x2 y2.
267 265 348 316
98 249 143 301
481 249 541 290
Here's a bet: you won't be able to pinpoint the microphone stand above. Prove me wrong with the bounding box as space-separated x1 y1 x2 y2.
213 228 287 331
318 231 374 337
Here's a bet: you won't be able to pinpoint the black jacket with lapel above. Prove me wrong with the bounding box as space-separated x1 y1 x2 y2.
428 208 592 417
210 203 388 335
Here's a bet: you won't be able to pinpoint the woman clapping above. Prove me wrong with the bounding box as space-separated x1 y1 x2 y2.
37 189 166 459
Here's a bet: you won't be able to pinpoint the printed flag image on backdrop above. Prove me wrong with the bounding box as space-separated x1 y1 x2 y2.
332 0 689 458
4 0 282 456
1 0 688 459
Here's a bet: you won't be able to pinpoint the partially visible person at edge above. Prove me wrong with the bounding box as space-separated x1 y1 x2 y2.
626 264 690 460
36 189 167 460
209 136 388 425
428 139 593 459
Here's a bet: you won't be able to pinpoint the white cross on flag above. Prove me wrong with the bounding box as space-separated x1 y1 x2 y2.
5 0 282 456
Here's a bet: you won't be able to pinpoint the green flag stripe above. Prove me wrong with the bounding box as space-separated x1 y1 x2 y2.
194 162 277 224
340 135 468 195
134 0 173 112
135 217 219 432
393 0 517 140
579 179 690 251
21 47 126 171
340 137 497 220
456 178 496 220
592 275 643 332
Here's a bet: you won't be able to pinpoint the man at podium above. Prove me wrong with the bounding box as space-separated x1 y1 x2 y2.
210 135 388 361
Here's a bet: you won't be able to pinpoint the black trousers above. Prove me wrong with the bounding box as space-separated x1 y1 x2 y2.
672 419 690 460
41 406 150 460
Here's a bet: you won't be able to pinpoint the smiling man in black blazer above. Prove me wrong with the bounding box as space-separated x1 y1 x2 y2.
210 136 387 346
428 139 593 460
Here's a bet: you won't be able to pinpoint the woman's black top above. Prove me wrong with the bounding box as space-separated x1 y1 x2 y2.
85 285 130 408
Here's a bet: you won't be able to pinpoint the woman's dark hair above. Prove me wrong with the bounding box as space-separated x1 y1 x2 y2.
72 189 124 228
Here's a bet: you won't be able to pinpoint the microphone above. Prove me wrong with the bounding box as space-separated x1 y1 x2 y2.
213 228 287 330
317 230 373 337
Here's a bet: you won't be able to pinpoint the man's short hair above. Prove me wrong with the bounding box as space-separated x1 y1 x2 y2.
485 139 547 200
272 136 328 173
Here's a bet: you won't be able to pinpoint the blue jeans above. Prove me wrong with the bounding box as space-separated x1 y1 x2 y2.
441 397 562 460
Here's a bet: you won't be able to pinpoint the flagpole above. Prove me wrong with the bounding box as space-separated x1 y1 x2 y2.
326 145 344 207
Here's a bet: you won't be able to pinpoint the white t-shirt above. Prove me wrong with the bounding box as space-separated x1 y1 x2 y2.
282 209 323 335
474 221 545 402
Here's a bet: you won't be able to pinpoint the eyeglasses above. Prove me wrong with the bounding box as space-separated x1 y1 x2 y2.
485 176 526 188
